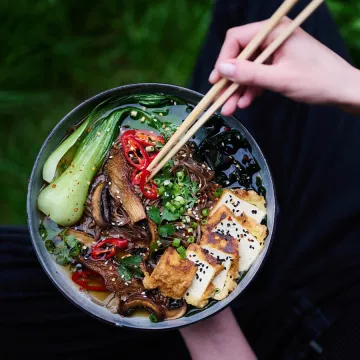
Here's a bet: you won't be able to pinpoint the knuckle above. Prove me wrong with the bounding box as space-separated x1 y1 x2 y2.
225 27 237 38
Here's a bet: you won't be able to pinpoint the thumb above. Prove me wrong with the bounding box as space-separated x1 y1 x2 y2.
218 60 284 92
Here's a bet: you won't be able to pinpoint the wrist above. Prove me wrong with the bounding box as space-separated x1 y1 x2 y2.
336 66 360 114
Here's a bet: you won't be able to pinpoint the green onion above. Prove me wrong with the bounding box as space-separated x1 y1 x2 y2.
202 208 209 217
175 196 185 205
149 314 158 323
176 171 185 181
158 186 165 195
154 178 161 185
179 207 186 215
187 228 193 233
214 288 221 294
213 188 223 198
201 219 208 225
177 246 187 259
188 236 195 243
172 238 181 247
145 146 155 152
191 222 198 229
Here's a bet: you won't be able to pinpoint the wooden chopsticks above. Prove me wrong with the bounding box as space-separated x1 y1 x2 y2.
148 0 324 179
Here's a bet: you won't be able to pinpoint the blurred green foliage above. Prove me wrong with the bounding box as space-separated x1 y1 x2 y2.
0 0 359 224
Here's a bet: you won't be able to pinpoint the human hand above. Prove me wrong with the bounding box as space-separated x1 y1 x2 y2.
209 18 360 115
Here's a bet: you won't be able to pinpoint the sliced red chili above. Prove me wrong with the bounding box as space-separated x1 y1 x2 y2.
124 130 164 147
90 238 128 260
72 270 107 291
121 134 149 170
131 169 142 185
139 170 158 200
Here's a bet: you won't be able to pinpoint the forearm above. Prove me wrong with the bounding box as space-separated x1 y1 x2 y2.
180 307 257 360
335 66 360 115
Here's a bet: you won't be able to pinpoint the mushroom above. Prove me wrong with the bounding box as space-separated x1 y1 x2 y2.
147 218 158 246
118 294 165 321
92 182 111 228
66 229 94 246
165 302 187 320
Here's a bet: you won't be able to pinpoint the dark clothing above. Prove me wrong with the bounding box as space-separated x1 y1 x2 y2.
3 1 360 359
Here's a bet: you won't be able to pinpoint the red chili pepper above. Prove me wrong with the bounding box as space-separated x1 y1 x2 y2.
139 170 158 200
124 130 164 147
90 238 128 260
121 134 149 170
131 169 142 185
72 270 107 291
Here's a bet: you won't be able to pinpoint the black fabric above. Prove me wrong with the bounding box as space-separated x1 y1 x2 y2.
190 0 360 359
3 1 360 359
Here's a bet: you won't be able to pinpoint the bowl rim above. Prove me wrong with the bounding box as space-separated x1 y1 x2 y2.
27 82 277 330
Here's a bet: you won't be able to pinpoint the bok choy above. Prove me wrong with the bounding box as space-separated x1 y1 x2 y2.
37 93 184 226
38 110 124 226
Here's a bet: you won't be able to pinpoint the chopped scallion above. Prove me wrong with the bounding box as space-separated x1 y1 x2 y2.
202 208 209 217
149 314 158 323
172 238 181 247
188 236 195 243
177 246 187 259
201 219 208 225
213 188 223 198
154 178 161 185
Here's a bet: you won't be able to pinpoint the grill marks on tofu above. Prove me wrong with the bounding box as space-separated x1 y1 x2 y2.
185 244 224 308
209 189 266 224
207 206 265 272
143 247 197 299
200 231 239 300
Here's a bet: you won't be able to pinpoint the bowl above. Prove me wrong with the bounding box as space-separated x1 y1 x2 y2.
27 83 276 330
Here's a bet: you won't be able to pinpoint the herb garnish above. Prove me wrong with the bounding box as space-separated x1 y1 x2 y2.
117 255 143 282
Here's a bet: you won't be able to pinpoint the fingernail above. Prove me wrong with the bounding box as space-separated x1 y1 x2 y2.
208 69 217 83
218 63 236 77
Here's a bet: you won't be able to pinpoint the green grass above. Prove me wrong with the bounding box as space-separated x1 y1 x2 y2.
1 0 359 224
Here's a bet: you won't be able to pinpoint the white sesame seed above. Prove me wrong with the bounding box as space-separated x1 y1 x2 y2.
112 278 116 282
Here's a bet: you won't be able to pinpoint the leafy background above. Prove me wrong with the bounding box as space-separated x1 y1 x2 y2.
1 0 359 224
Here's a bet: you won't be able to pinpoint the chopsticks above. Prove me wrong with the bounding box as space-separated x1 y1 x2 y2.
148 0 324 179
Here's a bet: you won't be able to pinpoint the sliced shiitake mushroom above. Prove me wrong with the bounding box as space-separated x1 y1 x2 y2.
66 229 94 246
118 294 165 321
147 217 158 246
165 302 187 320
92 182 111 228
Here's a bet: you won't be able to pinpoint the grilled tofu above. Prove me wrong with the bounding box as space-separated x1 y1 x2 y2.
200 231 239 300
207 206 264 272
143 247 197 299
210 189 266 224
185 244 223 308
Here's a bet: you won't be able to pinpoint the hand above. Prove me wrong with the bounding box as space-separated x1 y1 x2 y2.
209 18 360 115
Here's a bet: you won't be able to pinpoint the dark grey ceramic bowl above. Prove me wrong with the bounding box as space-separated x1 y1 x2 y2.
27 83 276 330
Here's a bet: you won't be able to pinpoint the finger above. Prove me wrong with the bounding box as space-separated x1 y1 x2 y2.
209 21 268 84
238 86 263 109
218 60 287 93
221 91 242 116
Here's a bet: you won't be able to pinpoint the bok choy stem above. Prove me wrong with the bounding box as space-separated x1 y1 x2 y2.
38 110 125 226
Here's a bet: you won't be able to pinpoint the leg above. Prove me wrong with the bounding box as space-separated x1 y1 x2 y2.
190 1 360 358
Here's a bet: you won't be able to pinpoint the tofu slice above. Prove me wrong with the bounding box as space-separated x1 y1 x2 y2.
232 188 266 212
210 189 266 224
143 247 197 299
200 231 239 300
185 244 223 308
206 206 264 272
